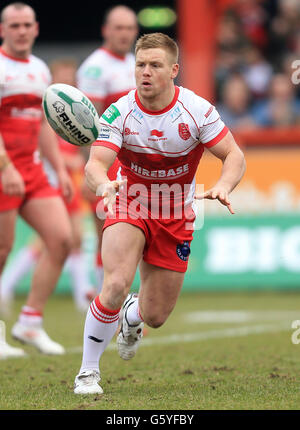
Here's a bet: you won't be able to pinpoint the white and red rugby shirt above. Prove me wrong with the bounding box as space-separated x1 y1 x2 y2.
76 47 135 111
0 48 51 166
93 86 229 212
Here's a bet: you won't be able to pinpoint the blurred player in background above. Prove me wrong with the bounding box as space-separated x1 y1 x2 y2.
73 33 246 394
77 5 138 293
0 3 73 358
0 58 96 313
49 58 97 309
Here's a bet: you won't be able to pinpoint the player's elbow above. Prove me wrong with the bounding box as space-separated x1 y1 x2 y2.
84 159 96 183
84 160 91 179
84 161 96 193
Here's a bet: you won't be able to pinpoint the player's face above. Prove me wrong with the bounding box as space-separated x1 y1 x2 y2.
0 7 38 58
135 48 178 100
102 12 138 56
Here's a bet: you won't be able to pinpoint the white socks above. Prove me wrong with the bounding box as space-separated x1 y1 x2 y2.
18 306 43 327
79 296 120 373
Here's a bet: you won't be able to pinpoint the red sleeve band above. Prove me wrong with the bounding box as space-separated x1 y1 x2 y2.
204 126 229 148
92 140 120 153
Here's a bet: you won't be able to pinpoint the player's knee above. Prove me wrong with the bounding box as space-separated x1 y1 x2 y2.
109 277 129 297
102 275 130 308
47 233 72 263
143 313 166 329
58 235 73 259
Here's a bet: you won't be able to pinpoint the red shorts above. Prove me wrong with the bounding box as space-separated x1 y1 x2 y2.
89 158 121 213
103 195 195 273
0 162 59 212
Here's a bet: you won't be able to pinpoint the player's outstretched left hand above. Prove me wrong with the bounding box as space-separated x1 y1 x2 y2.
194 187 235 214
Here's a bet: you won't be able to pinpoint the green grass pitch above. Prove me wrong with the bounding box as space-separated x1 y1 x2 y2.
1 291 300 410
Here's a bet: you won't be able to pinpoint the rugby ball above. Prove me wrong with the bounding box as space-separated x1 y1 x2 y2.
43 83 100 146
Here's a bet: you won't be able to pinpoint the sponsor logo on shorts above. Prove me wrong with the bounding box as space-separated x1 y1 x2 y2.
176 241 191 261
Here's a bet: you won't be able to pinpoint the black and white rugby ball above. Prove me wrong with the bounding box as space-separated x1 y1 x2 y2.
43 83 100 146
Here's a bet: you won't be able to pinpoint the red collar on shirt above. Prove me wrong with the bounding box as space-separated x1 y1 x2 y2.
135 85 180 115
100 47 126 61
0 47 30 63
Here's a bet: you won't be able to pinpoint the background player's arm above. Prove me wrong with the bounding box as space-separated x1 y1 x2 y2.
85 145 125 214
0 132 25 197
61 151 85 172
39 118 74 201
195 131 246 214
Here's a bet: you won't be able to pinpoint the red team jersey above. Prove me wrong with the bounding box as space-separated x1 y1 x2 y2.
93 86 229 272
76 47 136 214
0 48 58 211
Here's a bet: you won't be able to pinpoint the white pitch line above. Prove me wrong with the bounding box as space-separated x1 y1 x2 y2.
184 310 300 324
66 322 291 355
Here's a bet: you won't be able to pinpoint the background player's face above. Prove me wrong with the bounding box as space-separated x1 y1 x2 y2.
135 48 179 100
0 6 38 57
102 9 138 56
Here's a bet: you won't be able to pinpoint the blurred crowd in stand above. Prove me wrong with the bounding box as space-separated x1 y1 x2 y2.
215 0 300 130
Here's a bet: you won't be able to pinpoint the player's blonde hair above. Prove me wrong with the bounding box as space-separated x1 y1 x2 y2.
135 33 179 64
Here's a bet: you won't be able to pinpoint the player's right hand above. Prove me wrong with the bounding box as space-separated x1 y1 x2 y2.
96 179 127 216
195 186 235 214
1 163 25 197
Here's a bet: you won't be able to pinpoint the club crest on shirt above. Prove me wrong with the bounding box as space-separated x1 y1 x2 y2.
178 123 191 140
